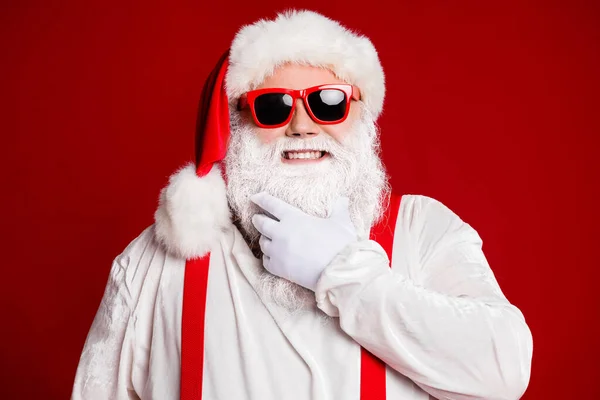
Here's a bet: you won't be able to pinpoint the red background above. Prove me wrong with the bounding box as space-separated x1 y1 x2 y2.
2 1 599 398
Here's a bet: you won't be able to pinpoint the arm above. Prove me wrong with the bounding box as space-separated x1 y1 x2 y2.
71 228 155 400
315 196 533 400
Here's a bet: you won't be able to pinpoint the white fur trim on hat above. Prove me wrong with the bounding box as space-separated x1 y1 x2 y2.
225 9 386 119
154 164 231 259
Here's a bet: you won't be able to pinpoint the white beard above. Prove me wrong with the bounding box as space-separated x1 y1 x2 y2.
224 104 390 315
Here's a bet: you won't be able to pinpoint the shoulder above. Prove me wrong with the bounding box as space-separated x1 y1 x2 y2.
397 194 462 226
109 225 184 307
118 225 158 262
396 194 482 246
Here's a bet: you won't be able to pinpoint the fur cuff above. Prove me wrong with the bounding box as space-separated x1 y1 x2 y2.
154 163 231 259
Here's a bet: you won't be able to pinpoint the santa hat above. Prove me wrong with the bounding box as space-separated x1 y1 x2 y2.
154 9 386 259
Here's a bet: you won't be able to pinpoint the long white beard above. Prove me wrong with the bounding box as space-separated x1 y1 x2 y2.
224 105 390 314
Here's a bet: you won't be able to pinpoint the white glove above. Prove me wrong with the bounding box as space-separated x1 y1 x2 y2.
251 192 358 291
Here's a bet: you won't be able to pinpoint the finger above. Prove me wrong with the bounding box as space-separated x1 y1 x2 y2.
262 254 272 273
250 192 298 220
259 235 272 256
252 213 278 239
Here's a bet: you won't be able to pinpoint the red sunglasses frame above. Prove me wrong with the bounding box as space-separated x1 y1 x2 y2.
238 84 361 129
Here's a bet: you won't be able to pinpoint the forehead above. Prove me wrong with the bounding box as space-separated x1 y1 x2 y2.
257 64 347 90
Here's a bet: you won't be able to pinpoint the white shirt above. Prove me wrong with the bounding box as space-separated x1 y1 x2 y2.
71 194 532 400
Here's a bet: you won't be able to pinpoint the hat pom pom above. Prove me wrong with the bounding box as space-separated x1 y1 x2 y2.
154 163 231 259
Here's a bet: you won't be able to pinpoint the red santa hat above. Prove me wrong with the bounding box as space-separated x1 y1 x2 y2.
154 9 386 259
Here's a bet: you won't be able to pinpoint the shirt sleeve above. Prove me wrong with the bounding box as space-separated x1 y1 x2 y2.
71 228 156 400
315 195 533 400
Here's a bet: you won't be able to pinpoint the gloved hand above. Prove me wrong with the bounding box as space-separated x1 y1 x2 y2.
251 192 358 291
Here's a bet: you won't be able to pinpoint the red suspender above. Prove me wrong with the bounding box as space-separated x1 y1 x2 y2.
180 255 210 400
180 194 402 400
361 193 401 400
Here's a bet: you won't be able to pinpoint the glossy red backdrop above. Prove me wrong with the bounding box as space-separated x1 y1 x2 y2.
2 1 599 398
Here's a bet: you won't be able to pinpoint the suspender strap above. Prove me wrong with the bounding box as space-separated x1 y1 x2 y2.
181 194 402 400
180 255 210 400
361 193 401 400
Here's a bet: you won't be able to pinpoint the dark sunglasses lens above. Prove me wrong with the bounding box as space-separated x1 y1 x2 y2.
307 89 347 122
254 93 293 126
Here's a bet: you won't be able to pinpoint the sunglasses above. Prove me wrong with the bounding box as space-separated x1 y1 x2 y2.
237 84 361 129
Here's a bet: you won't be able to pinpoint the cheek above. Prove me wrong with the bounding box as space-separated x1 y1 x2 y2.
322 106 360 142
256 127 286 144
239 109 286 144
322 125 349 142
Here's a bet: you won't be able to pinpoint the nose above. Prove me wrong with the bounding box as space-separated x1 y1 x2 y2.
285 99 319 138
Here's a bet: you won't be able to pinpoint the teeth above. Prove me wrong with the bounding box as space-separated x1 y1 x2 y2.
284 151 324 160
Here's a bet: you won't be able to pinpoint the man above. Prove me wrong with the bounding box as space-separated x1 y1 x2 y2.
72 9 533 400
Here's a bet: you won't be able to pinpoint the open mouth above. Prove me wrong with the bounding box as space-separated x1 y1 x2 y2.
282 150 327 160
